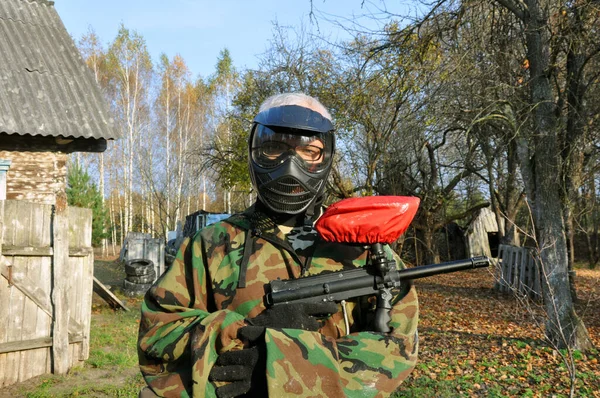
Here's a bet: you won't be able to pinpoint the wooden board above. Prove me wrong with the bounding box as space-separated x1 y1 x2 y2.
93 277 129 311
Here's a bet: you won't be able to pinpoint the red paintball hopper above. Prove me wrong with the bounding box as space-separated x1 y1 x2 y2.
315 196 420 244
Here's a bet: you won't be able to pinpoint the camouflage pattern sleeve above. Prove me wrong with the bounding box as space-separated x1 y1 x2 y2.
137 234 247 397
263 247 419 398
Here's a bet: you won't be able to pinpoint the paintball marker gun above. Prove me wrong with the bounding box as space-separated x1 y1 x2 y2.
264 196 490 333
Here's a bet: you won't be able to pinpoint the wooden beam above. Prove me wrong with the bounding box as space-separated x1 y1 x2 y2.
2 245 53 256
0 256 53 318
0 334 87 354
93 277 129 311
68 318 83 336
0 200 4 257
51 197 69 374
0 134 107 153
67 334 84 344
1 245 93 257
0 337 52 354
68 247 94 257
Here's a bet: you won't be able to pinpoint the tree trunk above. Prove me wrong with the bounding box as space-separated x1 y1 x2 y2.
202 176 206 211
119 194 125 247
419 214 440 265
100 152 107 256
149 191 154 238
109 193 116 252
165 75 172 232
561 2 589 302
583 175 599 268
501 139 522 247
521 0 592 350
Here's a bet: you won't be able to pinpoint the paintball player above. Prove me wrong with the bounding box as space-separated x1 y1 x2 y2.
137 93 419 397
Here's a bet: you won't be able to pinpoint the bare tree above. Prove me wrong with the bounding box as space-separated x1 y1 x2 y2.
106 25 153 237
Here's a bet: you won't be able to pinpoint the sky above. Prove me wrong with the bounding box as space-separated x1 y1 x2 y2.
54 0 406 80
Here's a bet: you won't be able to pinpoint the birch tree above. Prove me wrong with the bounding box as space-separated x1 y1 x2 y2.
207 49 242 213
78 28 113 251
106 25 153 236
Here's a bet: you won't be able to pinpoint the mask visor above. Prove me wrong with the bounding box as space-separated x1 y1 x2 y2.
251 124 333 172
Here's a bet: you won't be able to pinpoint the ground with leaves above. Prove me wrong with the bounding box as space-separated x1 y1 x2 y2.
398 266 600 397
0 259 598 397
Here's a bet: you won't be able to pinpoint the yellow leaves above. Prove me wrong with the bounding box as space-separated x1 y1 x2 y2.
526 361 533 372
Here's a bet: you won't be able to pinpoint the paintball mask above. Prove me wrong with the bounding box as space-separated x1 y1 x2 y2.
249 104 335 215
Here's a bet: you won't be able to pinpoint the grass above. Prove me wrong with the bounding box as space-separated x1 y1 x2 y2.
395 343 600 397
17 299 147 398
86 305 141 370
17 299 147 397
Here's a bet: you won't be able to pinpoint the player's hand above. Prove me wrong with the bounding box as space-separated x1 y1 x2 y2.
208 346 259 398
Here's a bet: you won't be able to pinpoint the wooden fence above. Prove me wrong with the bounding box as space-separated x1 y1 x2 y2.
0 200 93 387
497 244 542 300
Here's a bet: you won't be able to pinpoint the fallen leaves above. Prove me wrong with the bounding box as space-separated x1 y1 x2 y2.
399 266 600 397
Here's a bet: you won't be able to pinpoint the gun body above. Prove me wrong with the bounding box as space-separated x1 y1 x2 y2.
265 256 490 308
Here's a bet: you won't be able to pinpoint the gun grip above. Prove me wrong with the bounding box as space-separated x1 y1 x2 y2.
374 288 393 333
374 307 392 333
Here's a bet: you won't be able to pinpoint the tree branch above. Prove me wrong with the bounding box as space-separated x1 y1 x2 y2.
493 0 527 21
445 201 492 227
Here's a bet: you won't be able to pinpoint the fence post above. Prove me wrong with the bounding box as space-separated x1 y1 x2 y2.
496 244 506 292
51 195 69 374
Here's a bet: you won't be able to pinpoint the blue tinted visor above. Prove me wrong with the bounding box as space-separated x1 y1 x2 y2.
253 105 334 133
251 124 334 172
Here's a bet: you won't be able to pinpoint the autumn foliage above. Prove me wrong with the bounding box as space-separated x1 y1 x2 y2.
398 267 600 397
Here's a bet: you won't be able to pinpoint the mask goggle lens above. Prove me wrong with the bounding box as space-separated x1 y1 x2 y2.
259 141 324 162
251 125 332 171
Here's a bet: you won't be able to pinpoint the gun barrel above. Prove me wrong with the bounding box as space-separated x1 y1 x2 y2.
265 256 490 307
393 255 490 281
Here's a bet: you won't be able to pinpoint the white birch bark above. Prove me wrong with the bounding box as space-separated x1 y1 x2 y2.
165 72 172 231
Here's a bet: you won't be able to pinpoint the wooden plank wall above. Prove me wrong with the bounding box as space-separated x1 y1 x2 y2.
466 207 499 258
0 200 93 387
0 201 53 386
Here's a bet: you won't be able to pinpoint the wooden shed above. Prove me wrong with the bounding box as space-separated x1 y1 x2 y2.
0 0 118 388
465 206 520 259
465 206 502 259
0 0 117 205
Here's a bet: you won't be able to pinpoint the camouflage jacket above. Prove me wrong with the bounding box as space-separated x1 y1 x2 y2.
138 206 419 397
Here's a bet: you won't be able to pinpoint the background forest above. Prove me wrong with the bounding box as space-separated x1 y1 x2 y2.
75 0 600 268
70 0 600 349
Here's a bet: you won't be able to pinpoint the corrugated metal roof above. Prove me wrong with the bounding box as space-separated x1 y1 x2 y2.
0 0 118 140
